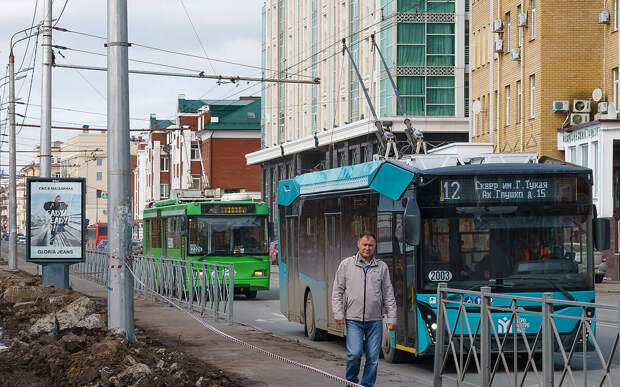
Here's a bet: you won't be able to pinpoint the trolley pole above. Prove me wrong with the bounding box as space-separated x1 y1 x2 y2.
107 0 135 340
40 0 70 288
8 51 17 271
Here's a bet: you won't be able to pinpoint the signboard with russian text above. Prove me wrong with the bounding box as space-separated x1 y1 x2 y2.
26 177 86 263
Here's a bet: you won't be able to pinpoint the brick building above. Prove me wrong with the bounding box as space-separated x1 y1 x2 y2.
471 0 620 278
132 97 262 239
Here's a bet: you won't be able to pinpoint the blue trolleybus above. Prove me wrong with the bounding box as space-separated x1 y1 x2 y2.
276 157 610 361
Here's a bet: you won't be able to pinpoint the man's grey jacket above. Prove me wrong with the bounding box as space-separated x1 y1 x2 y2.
332 254 397 324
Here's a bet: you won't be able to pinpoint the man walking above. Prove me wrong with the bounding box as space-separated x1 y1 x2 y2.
332 232 397 387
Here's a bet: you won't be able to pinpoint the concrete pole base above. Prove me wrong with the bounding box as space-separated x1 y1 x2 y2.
42 263 70 289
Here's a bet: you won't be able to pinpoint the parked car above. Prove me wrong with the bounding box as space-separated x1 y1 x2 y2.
16 233 26 244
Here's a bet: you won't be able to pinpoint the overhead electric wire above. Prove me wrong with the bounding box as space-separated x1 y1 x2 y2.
177 0 216 75
16 26 40 136
53 0 69 27
16 0 39 73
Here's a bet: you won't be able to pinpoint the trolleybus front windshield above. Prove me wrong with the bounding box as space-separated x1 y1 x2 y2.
419 209 593 292
188 216 268 256
417 173 593 293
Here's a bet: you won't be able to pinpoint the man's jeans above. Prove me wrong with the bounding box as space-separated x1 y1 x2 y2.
345 319 382 387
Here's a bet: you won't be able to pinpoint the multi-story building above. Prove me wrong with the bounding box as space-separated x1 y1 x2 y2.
247 0 471 229
471 0 620 278
18 141 64 232
60 132 138 225
133 97 262 239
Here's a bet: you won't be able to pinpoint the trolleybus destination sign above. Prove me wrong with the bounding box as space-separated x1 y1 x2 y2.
26 177 86 263
440 176 577 203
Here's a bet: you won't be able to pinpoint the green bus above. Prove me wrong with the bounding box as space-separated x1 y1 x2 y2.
142 197 270 298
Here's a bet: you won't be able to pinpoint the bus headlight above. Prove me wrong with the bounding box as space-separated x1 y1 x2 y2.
253 270 265 277
431 323 437 330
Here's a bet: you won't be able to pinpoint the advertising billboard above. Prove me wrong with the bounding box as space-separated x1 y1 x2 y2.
26 177 86 263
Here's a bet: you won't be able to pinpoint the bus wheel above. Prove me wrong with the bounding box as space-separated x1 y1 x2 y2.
381 323 408 363
305 291 326 341
245 290 257 299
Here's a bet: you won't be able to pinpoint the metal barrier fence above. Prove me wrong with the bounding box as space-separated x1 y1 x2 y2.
433 283 620 387
71 250 235 321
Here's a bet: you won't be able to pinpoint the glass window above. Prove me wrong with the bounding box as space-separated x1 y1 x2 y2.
96 172 102 181
188 216 268 256
616 0 619 31
530 74 536 118
54 172 61 178
570 146 577 163
420 210 592 292
152 219 162 249
160 157 169 172
580 143 589 168
191 175 201 189
167 217 179 249
191 144 200 161
592 142 599 197
613 68 618 111
349 0 360 122
380 24 394 69
517 80 522 123
531 0 536 40
96 157 102 166
427 77 455 116
517 5 523 47
505 85 511 125
505 12 511 51
160 183 169 198
398 76 425 116
380 78 394 117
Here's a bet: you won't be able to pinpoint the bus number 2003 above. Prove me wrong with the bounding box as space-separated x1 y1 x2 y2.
428 270 453 282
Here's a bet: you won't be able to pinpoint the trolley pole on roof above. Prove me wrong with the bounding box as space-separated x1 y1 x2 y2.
107 0 135 341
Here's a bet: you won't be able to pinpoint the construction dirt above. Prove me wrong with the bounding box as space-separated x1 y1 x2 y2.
0 269 247 387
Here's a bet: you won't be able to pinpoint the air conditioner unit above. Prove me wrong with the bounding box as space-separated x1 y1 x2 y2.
494 39 504 52
570 113 590 126
510 47 521 60
573 99 591 113
552 100 569 112
493 19 504 32
518 12 528 26
598 101 609 113
599 11 611 24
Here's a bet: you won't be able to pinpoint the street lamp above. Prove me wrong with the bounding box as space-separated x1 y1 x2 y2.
7 24 41 270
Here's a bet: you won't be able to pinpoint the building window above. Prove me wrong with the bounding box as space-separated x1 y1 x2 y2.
160 157 169 172
530 0 536 40
592 141 599 197
614 0 618 31
517 5 523 47
191 144 200 161
96 172 103 181
54 172 61 178
349 0 360 122
529 75 536 118
579 143 589 167
505 12 511 51
96 157 102 166
349 148 359 165
505 85 510 126
517 80 522 123
613 68 619 111
191 175 201 189
569 146 576 164
160 183 169 198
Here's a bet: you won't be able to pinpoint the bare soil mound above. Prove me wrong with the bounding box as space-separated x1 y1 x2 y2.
0 270 244 387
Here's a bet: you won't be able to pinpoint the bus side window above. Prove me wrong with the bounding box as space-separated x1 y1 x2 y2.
152 219 162 249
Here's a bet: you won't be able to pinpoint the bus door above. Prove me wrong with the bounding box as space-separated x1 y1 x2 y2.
286 216 299 321
325 211 342 331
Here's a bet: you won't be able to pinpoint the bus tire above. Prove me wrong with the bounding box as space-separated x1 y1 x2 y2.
305 291 326 341
245 290 257 299
381 322 408 363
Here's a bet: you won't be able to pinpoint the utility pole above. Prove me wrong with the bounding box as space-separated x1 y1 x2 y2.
40 0 70 288
8 51 16 271
107 0 135 340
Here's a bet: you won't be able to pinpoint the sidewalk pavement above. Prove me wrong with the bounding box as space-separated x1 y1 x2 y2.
596 280 620 294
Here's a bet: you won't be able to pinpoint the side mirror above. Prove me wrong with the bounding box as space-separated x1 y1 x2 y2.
593 218 610 251
404 199 422 246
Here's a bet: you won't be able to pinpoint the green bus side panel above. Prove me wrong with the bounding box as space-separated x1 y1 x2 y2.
369 162 415 200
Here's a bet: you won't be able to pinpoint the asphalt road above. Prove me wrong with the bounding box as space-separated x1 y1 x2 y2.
237 266 620 385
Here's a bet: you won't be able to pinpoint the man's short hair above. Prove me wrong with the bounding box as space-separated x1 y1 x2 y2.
359 231 377 242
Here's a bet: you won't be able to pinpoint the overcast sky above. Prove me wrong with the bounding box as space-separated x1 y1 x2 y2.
0 0 263 169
